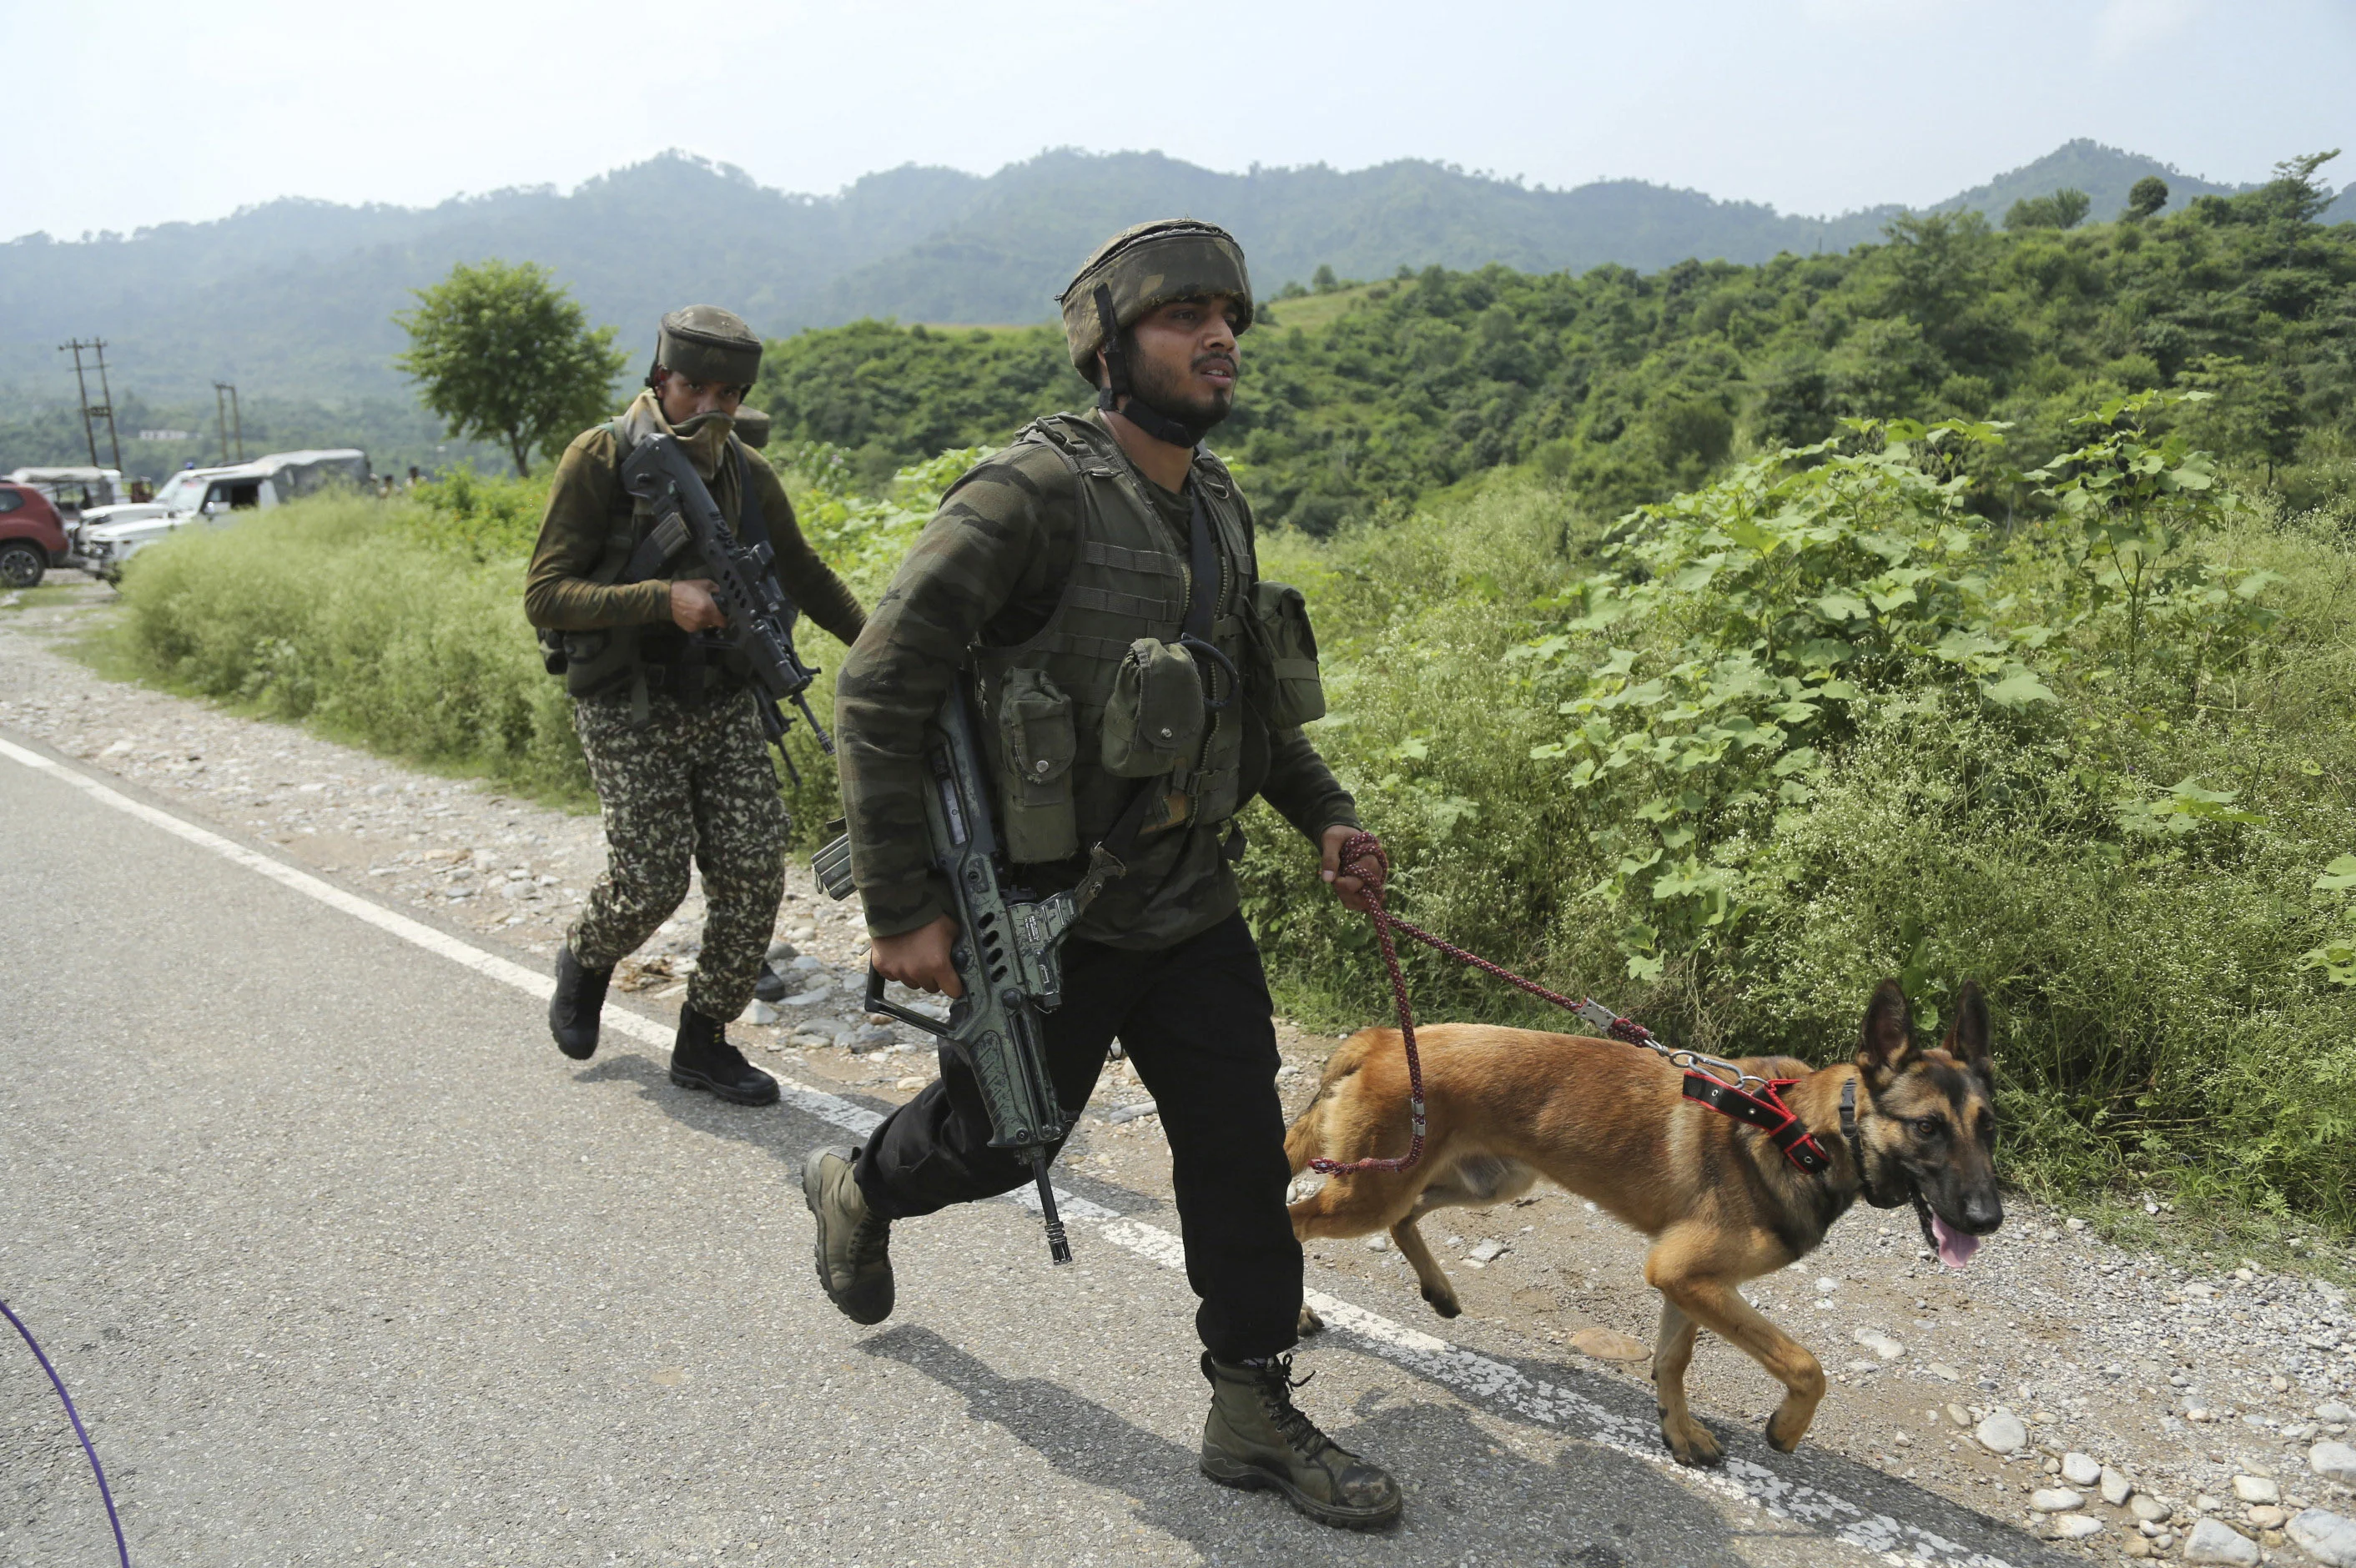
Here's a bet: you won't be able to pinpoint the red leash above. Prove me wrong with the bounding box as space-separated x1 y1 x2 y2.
1307 834 1426 1174
1309 833 1832 1179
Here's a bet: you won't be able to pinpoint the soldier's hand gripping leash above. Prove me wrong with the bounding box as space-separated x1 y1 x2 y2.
811 685 1098 1264
618 431 834 779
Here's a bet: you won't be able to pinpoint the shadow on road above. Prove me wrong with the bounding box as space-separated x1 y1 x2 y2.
1293 1319 2072 1568
863 1323 1784 1566
570 1051 818 1171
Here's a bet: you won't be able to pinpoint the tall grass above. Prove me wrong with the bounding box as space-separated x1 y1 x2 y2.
108 433 2356 1234
113 494 592 799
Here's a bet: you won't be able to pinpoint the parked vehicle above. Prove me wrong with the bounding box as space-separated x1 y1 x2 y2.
0 480 72 589
4 467 125 525
78 449 370 581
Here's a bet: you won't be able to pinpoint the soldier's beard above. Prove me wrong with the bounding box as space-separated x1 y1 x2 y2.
1125 349 1235 445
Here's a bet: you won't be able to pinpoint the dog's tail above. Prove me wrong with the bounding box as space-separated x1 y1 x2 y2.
1283 1028 1395 1175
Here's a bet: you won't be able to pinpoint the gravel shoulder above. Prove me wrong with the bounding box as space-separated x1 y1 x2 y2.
6 583 2355 1565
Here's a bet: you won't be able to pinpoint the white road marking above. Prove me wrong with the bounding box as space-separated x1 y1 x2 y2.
3 734 2027 1566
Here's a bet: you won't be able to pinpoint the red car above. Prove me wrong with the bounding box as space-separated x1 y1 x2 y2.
0 481 69 589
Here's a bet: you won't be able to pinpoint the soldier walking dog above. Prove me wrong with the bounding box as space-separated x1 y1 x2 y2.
803 220 1405 1530
1285 979 2004 1466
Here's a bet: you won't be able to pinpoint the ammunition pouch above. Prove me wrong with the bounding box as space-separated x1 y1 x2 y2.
1100 637 1206 777
995 667 1080 863
1243 580 1327 728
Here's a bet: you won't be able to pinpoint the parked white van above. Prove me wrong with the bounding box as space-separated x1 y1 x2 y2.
78 450 369 580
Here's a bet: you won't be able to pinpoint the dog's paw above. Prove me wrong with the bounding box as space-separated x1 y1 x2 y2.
1763 1405 1812 1455
1297 1304 1326 1337
1659 1415 1725 1469
1420 1286 1462 1319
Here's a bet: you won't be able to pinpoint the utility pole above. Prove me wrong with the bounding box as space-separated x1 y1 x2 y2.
213 382 245 465
59 339 124 469
91 340 124 471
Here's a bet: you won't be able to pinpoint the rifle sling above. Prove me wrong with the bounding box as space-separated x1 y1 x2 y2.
614 442 774 585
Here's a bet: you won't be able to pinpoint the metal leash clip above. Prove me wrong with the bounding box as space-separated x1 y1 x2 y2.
1574 1000 1770 1094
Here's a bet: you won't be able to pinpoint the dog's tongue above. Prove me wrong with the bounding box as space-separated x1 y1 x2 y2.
1933 1214 1981 1269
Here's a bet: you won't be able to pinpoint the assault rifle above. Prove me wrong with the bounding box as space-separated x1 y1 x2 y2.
617 432 833 777
811 686 1085 1264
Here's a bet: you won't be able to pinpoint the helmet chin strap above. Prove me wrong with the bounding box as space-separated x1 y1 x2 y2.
1092 285 1215 450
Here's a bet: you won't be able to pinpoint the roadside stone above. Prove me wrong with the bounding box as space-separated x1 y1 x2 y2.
2181 1517 2259 1565
2288 1508 2356 1568
1853 1328 1905 1361
1925 1360 1961 1381
2234 1475 2281 1505
1976 1410 2028 1455
2051 1514 2102 1540
2319 1402 2356 1425
1467 1238 1508 1264
2031 1487 2085 1512
2132 1494 2172 1522
2313 1441 2356 1482
2102 1465 2136 1506
2246 1505 2287 1530
744 999 783 1025
1946 1402 1972 1428
1570 1327 1650 1361
2121 1535 2152 1558
2062 1451 2102 1486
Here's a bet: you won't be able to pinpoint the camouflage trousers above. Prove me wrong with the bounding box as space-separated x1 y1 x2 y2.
566 684 789 1022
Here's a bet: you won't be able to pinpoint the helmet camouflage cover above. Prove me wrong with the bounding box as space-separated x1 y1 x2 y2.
653 304 763 387
1056 219 1253 380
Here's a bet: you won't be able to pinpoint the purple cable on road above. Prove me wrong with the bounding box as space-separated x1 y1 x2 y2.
2 1294 132 1567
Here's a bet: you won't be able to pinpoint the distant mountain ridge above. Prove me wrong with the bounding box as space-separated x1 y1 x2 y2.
2 141 2343 421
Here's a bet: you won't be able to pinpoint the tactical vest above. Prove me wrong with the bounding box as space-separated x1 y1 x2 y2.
969 415 1282 866
549 400 757 711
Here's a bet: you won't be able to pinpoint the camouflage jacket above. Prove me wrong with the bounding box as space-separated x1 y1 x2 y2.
835 410 1358 949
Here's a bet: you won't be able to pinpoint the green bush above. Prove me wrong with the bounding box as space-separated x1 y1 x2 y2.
113 494 592 800
1240 400 2356 1232
103 396 2356 1233
108 446 977 827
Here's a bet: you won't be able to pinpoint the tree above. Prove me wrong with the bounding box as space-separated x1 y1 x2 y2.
1311 264 1340 294
2004 188 2091 231
2258 150 2343 224
2124 175 2169 221
395 259 627 476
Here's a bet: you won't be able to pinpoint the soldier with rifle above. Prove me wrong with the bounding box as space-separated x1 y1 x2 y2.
803 223 1403 1529
525 305 864 1105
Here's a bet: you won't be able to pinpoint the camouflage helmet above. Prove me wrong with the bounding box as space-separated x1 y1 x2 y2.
649 304 762 389
1056 219 1252 381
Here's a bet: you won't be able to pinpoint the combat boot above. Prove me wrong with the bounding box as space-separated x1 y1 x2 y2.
549 946 612 1061
668 1005 780 1105
801 1146 894 1324
1200 1353 1402 1530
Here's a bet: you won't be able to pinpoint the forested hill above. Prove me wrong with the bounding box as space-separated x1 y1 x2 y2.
755 159 2356 531
3 140 2303 417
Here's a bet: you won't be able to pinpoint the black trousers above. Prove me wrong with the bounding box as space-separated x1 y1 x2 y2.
855 911 1303 1362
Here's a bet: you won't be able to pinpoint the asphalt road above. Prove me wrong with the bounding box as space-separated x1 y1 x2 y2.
0 736 2070 1568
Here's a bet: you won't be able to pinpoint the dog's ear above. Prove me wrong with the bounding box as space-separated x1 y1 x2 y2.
1942 978 1993 1086
1855 978 1916 1089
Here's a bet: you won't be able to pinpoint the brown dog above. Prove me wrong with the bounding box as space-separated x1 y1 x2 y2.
1285 978 2001 1465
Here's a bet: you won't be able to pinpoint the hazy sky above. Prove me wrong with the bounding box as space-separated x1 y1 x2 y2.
10 0 2353 239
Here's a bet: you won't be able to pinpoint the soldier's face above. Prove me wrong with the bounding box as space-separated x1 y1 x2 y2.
1124 295 1241 426
655 371 748 425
